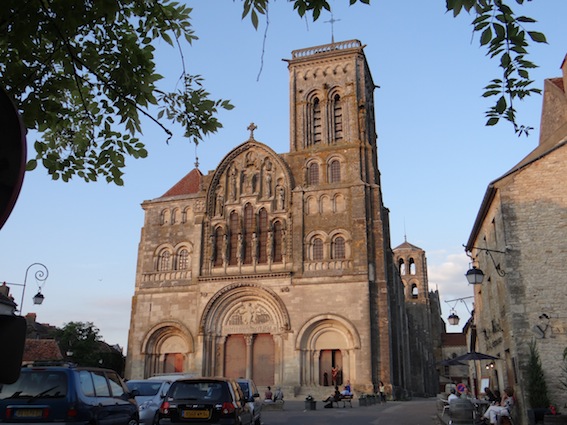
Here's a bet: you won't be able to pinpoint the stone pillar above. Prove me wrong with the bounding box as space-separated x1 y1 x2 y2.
215 336 226 376
244 334 255 379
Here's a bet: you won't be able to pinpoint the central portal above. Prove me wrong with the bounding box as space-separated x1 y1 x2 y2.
224 333 275 386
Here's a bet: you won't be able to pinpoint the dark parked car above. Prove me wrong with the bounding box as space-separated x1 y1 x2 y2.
235 379 261 425
157 378 252 425
0 363 139 424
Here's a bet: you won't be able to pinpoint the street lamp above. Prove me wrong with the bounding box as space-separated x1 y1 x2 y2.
463 245 507 284
5 263 49 314
445 296 474 326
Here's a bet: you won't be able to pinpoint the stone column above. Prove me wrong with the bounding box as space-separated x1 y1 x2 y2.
244 334 255 379
214 336 226 377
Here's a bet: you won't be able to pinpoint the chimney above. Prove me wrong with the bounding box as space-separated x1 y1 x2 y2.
25 312 37 323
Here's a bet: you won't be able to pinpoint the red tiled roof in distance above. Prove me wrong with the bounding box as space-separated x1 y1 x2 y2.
22 339 63 362
161 168 202 198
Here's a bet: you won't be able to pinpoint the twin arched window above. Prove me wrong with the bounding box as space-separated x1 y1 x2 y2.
307 92 343 146
157 248 191 271
307 158 342 187
308 234 348 261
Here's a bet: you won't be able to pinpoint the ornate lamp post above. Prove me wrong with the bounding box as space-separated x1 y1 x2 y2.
5 263 49 314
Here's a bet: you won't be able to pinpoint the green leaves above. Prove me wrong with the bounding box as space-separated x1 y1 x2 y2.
157 75 234 146
446 0 547 137
0 0 202 185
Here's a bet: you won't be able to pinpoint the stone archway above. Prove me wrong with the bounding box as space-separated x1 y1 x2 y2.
141 321 194 378
200 283 290 385
296 315 361 387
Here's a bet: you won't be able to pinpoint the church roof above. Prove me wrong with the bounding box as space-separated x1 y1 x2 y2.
393 240 423 251
161 168 202 198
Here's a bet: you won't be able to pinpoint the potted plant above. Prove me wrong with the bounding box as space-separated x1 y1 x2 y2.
545 348 567 424
304 395 316 410
526 340 551 425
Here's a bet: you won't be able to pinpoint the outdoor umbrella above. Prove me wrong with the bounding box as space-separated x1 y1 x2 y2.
452 351 499 362
451 351 499 396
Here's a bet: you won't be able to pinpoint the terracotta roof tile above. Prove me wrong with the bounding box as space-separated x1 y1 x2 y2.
161 168 202 197
23 339 63 362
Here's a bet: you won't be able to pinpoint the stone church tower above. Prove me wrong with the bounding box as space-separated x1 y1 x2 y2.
393 240 443 396
126 40 415 395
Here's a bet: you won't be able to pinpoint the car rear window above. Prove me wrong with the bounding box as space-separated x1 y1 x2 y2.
237 381 250 395
127 381 164 396
170 381 227 402
0 371 68 400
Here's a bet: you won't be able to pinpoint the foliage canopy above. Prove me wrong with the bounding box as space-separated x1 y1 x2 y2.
0 0 548 185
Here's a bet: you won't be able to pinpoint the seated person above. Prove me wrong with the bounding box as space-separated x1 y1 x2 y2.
264 386 273 402
484 387 499 404
448 388 459 402
323 386 341 408
273 387 284 401
341 380 352 396
482 387 514 425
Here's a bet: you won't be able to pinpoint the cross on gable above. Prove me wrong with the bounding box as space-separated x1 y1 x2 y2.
247 122 257 140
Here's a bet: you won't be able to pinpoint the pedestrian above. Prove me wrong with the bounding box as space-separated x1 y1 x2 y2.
379 381 386 402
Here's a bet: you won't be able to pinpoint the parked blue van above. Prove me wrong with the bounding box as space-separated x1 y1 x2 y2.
0 363 138 424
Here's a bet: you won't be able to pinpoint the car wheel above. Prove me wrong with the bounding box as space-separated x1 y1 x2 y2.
153 412 160 425
254 417 261 425
127 417 138 425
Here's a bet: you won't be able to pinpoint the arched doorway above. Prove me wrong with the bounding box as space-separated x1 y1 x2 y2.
142 322 194 378
296 315 360 387
200 283 290 386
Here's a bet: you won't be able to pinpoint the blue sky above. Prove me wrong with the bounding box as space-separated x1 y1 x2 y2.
1 1 566 351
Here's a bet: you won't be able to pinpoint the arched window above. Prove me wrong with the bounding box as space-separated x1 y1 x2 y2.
313 97 322 145
229 211 239 266
177 248 189 270
329 159 341 183
409 258 416 275
332 94 343 141
308 163 319 186
243 204 254 264
411 283 419 299
273 221 283 263
214 227 224 267
399 258 406 275
312 237 324 261
158 250 171 271
258 209 268 263
332 236 345 259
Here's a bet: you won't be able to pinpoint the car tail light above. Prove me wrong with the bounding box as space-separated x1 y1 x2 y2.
42 408 49 418
159 401 170 414
67 406 78 418
221 402 235 415
6 408 12 419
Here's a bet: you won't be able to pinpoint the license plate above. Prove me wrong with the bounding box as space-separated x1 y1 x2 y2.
14 409 43 418
182 409 209 419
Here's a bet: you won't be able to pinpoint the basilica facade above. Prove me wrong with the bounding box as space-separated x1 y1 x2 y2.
125 40 436 396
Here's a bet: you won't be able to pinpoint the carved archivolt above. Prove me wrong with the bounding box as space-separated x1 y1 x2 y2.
200 283 291 336
295 314 361 350
141 320 194 355
206 140 294 217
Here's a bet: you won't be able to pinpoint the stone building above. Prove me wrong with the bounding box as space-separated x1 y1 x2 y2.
126 40 437 396
465 55 567 424
393 240 444 396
